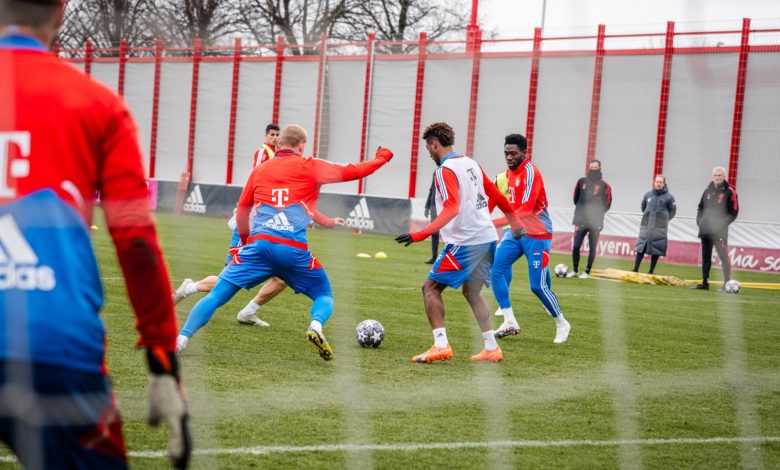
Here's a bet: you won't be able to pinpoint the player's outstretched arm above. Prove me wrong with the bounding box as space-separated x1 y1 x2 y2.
312 209 343 228
481 170 523 236
397 167 459 245
312 147 393 184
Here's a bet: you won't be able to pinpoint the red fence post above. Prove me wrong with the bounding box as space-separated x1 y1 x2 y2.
272 35 285 125
225 38 242 185
357 33 376 194
585 24 606 170
312 34 328 157
186 38 202 178
52 41 60 57
84 40 93 76
653 21 675 178
117 39 127 97
148 40 163 179
525 28 542 160
728 18 751 190
408 32 428 199
465 29 482 157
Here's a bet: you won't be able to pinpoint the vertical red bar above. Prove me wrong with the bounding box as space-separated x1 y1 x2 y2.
272 36 285 125
728 18 751 190
225 38 242 185
84 40 93 76
117 39 127 97
653 21 675 178
52 41 60 57
148 40 163 179
186 38 202 178
585 25 606 171
408 32 428 199
524 28 542 160
357 33 376 194
312 34 328 157
465 29 482 157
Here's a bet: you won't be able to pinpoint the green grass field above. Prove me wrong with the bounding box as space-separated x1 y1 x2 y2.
4 212 779 469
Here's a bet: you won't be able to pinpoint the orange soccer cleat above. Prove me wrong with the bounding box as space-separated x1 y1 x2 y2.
411 345 453 363
469 346 504 362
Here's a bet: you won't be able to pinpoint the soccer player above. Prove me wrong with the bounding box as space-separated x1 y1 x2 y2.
0 1 190 468
395 122 522 363
490 134 571 344
252 123 280 167
176 125 393 360
173 211 345 327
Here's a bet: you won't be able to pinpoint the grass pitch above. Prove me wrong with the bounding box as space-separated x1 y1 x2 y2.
4 212 779 469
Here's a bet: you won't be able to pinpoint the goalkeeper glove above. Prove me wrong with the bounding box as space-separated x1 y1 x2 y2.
146 346 192 469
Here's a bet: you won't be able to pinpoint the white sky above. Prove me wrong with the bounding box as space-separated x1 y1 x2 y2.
480 0 780 37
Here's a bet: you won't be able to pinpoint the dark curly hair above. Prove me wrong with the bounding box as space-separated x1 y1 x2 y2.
504 133 527 151
422 122 455 147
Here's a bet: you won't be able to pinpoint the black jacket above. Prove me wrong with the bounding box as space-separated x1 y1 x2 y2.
424 175 437 219
635 185 676 256
697 181 738 242
572 175 612 230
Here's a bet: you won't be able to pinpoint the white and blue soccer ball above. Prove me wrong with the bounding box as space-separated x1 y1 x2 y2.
554 263 569 278
723 279 741 294
356 319 384 348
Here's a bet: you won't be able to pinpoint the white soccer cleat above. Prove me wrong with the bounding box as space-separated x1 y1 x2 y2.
494 307 503 317
553 320 571 344
176 335 189 353
578 272 590 279
236 312 270 327
173 279 193 304
566 272 578 279
494 320 521 339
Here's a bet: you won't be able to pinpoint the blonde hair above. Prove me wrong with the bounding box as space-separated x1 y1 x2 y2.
278 125 307 148
712 166 726 176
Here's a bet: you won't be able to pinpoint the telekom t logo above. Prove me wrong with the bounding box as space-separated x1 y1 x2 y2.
508 187 516 204
0 132 31 198
271 188 289 207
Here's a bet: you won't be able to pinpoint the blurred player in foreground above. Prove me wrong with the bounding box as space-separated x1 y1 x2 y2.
489 134 570 343
173 211 345 326
176 125 393 360
395 122 521 363
0 0 190 467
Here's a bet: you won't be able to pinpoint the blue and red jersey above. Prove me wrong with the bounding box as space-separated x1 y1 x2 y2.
236 148 391 249
493 158 553 240
0 34 178 371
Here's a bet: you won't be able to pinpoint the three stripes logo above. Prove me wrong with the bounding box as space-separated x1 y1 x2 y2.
0 214 56 291
182 185 207 214
346 198 374 231
263 212 295 232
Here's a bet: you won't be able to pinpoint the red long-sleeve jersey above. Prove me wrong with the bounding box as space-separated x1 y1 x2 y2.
492 158 553 239
0 36 177 352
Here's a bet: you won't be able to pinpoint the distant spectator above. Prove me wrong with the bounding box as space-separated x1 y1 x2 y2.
423 175 439 264
693 166 739 290
633 175 676 274
568 159 612 278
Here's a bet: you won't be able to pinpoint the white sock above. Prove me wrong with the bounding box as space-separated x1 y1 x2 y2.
501 307 517 324
482 330 498 351
554 314 568 326
176 334 189 352
310 320 323 334
432 327 448 348
240 300 260 315
184 281 198 295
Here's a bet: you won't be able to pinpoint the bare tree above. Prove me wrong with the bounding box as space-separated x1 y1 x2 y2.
59 0 153 51
148 0 241 48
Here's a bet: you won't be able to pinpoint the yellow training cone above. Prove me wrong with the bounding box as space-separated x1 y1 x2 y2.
374 251 388 259
356 253 371 258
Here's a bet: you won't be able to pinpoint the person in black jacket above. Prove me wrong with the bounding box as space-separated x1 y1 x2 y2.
633 175 676 274
694 166 739 290
423 175 439 264
568 159 612 278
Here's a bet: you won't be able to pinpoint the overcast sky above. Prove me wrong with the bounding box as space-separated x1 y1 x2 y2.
480 0 780 37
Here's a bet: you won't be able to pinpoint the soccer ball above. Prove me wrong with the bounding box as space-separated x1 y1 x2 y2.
356 319 384 348
723 279 740 294
554 263 569 278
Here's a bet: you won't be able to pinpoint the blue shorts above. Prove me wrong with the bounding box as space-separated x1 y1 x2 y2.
0 361 127 469
428 241 497 289
219 239 332 300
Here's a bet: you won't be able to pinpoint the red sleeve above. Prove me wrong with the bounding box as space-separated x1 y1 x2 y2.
312 209 336 228
236 172 256 244
411 167 459 241
513 165 542 219
311 153 390 184
482 170 521 231
604 182 612 211
99 103 177 352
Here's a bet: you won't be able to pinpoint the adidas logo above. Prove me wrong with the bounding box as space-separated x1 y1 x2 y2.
262 211 295 232
346 197 375 230
182 185 206 214
0 214 56 291
476 193 487 210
